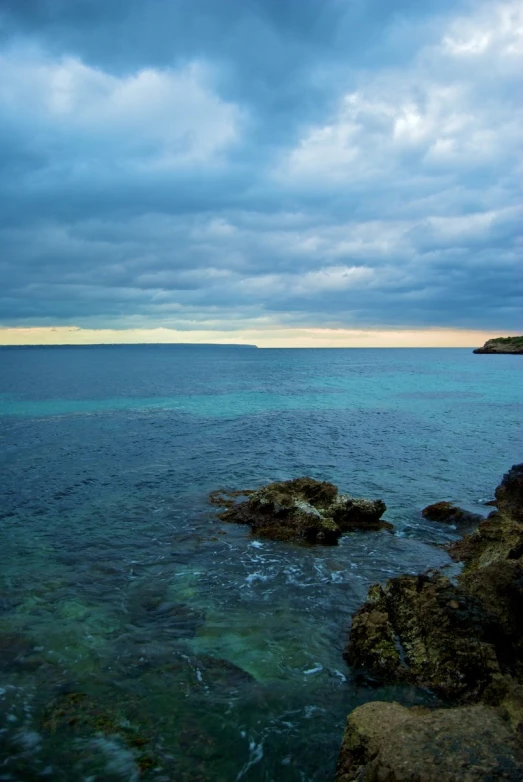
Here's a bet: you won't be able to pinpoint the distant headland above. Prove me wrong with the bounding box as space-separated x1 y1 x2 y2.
473 336 523 354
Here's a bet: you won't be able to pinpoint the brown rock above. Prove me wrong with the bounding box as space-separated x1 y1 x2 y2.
345 572 500 700
210 477 390 544
495 464 523 524
335 701 523 782
422 501 482 525
448 464 523 569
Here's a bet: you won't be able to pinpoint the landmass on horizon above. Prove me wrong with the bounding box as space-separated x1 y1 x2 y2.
473 336 523 354
0 343 259 350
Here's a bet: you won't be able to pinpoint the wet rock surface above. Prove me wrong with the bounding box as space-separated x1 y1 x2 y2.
345 572 500 700
339 463 523 780
449 464 523 569
210 477 391 544
335 701 523 782
422 501 483 526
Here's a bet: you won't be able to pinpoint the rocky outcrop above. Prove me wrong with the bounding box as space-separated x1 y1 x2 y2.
473 336 523 354
338 463 523 780
422 501 483 525
335 701 523 782
345 572 500 700
495 463 523 523
449 464 523 569
210 477 391 544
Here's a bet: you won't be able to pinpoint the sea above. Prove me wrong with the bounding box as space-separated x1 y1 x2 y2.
0 345 521 781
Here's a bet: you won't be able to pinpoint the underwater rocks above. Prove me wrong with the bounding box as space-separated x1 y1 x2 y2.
210 477 390 544
422 501 483 526
473 336 523 354
335 701 523 782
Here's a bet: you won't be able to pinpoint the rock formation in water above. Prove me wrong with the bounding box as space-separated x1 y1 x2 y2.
210 477 391 544
422 500 483 525
473 336 523 354
336 463 523 781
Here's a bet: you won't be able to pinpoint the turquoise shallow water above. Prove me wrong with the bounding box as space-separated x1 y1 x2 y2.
0 346 521 780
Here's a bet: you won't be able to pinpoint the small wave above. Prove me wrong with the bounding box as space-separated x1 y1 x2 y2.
303 663 323 675
245 571 270 586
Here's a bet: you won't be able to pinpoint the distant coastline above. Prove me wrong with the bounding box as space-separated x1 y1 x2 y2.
0 343 259 349
473 336 523 354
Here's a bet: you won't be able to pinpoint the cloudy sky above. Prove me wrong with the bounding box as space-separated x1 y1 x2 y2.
0 0 521 346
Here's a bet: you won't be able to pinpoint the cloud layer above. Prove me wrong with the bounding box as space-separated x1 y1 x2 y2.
0 0 521 338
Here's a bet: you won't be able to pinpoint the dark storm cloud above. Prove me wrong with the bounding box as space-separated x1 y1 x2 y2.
0 0 521 333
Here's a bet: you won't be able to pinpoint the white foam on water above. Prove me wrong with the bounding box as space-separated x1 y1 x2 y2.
87 736 140 782
249 541 264 549
235 737 264 781
245 571 269 586
304 705 324 719
303 663 323 676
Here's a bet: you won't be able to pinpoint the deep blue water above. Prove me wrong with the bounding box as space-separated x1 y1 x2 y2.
0 346 521 781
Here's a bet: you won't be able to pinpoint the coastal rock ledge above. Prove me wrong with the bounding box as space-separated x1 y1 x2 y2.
337 463 523 781
473 336 523 354
336 702 523 782
210 477 391 544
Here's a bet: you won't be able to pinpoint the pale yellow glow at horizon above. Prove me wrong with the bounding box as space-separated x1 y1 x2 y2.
0 326 513 348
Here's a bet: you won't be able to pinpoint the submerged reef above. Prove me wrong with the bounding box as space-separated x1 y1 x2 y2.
210 477 391 544
337 463 523 781
473 336 523 354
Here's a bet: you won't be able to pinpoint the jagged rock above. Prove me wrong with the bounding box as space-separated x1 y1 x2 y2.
449 516 523 570
345 572 500 700
210 477 391 544
459 559 523 680
448 465 523 569
339 464 523 781
335 701 523 782
496 464 523 523
422 501 483 525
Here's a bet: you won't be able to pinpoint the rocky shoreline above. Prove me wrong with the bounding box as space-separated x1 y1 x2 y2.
211 465 523 779
336 463 523 781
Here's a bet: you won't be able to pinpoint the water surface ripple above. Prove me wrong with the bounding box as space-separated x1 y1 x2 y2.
0 347 521 780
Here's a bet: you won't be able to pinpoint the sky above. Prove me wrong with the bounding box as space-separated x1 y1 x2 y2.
0 0 521 347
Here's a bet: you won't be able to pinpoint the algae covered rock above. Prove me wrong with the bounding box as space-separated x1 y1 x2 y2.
345 466 523 699
459 559 523 680
449 464 523 569
335 701 523 782
210 477 390 544
422 501 482 526
345 572 500 700
495 463 523 523
338 464 523 781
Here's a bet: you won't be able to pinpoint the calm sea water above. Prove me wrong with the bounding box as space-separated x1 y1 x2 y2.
0 346 521 781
